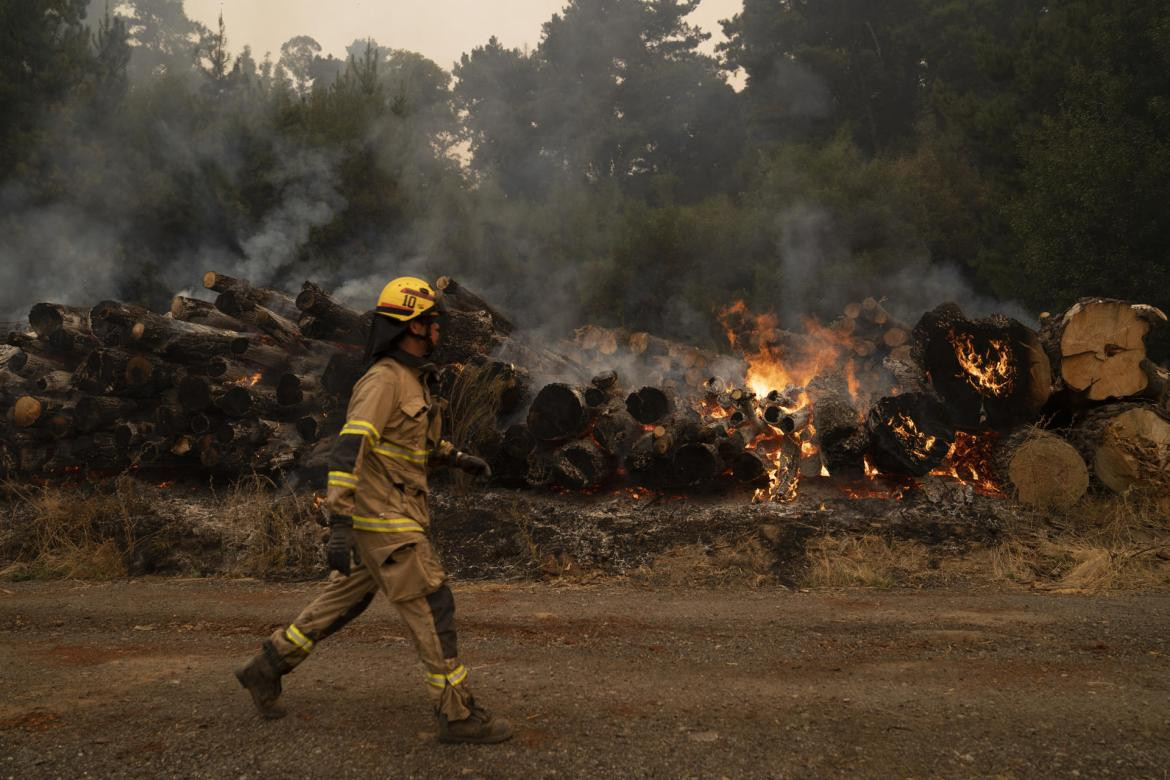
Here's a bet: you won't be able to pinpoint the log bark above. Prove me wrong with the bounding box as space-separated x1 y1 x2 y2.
29 304 90 340
592 409 642 457
433 309 504 365
75 395 141 433
215 292 304 350
170 296 251 332
551 440 610 489
435 276 515 336
812 390 869 477
1068 403 1170 495
322 352 365 396
527 383 589 442
203 271 301 321
995 428 1088 509
5 349 61 379
295 282 370 345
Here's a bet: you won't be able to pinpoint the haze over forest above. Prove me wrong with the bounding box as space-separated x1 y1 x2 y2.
2 0 1168 347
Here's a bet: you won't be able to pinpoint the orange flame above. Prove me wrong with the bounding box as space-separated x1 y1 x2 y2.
949 331 1014 396
888 413 938 461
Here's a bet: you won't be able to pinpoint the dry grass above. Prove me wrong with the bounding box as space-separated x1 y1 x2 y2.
632 535 777 588
217 474 322 578
800 494 1170 591
443 362 504 494
0 476 159 580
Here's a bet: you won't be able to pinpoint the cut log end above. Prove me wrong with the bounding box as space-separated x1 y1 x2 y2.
1000 430 1088 509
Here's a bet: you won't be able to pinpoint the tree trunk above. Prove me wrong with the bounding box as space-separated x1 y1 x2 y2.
296 281 370 345
1068 403 1170 496
865 393 956 477
1041 299 1166 402
527 383 590 442
215 292 304 350
994 428 1089 509
203 271 301 321
170 295 252 332
551 440 610 489
915 303 1052 429
625 386 673 425
435 276 515 336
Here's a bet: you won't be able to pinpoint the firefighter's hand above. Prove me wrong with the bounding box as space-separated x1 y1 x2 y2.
326 516 355 575
454 451 492 479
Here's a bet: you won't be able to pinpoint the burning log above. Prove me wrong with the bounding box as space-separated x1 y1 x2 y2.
214 292 304 350
811 388 869 477
1068 403 1170 496
550 440 610 489
865 394 956 477
295 282 370 345
527 383 589 442
625 386 673 425
1040 299 1167 402
914 303 1052 430
435 277 514 337
994 428 1088 509
203 272 301 322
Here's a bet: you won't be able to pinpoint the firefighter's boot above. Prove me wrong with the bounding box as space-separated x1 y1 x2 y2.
235 647 288 720
437 701 513 745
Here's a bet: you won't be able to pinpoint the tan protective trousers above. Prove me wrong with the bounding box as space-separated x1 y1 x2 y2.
265 530 473 722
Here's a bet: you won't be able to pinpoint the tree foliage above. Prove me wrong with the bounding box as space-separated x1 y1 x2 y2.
1 0 1167 342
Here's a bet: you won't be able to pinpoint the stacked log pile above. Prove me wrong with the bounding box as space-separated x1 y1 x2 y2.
0 273 519 481
4 273 1170 513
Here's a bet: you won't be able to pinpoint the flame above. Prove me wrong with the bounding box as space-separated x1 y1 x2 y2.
312 494 325 511
949 330 1014 396
231 372 264 387
157 480 175 489
720 302 850 401
930 432 1003 495
888 413 938 462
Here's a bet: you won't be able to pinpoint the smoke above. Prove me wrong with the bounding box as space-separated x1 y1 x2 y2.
0 195 123 320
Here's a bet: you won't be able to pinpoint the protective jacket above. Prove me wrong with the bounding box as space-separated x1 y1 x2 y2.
327 349 456 533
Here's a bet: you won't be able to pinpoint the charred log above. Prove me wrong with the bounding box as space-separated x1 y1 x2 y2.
592 409 642 457
672 442 722 486
866 394 956 477
812 390 869 477
915 303 1052 430
527 383 589 442
625 386 672 425
551 440 610 489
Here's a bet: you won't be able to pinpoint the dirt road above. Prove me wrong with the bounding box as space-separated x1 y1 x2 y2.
1 579 1168 778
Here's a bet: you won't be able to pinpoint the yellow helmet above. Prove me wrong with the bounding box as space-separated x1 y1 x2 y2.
375 276 439 321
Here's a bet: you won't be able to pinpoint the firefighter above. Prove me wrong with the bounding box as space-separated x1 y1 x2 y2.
234 276 512 745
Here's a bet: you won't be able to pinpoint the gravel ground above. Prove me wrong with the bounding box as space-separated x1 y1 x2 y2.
1 578 1168 778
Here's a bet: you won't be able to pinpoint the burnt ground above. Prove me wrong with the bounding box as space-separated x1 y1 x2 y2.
1 579 1168 778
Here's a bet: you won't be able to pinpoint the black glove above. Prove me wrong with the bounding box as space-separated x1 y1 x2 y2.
326 515 355 575
453 451 492 479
